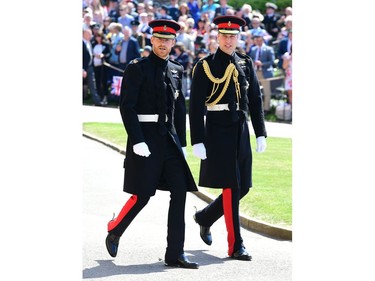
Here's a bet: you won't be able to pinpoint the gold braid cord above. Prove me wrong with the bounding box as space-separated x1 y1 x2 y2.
201 60 241 106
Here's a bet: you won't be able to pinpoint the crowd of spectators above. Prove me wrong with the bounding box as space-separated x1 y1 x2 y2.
82 0 292 108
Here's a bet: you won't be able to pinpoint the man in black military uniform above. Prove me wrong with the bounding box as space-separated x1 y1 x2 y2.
189 15 267 261
262 2 281 43
105 19 199 269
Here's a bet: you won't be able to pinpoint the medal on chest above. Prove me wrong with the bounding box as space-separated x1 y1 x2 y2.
170 68 179 78
174 90 179 100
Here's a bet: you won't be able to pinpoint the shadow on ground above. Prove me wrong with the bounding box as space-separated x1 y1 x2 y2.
82 250 227 279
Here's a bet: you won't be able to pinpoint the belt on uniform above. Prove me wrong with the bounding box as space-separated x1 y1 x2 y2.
137 114 168 122
206 103 239 111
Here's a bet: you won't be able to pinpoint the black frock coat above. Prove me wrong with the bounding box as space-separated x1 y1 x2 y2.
120 51 198 197
189 48 267 190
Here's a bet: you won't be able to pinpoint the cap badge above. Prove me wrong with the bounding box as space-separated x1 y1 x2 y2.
228 21 231 26
163 25 167 31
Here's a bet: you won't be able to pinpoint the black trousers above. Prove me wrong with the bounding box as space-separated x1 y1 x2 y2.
194 186 250 255
107 136 188 261
94 64 108 100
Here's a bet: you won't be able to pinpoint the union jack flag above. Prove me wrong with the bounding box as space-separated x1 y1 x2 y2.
111 76 123 96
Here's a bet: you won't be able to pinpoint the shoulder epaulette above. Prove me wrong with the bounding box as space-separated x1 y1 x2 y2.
235 52 252 65
168 59 182 67
235 51 251 60
200 53 214 62
192 53 215 77
129 57 147 65
192 53 213 74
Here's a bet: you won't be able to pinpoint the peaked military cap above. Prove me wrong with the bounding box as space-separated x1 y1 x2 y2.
143 45 152 52
161 5 169 11
130 19 140 26
149 19 181 39
213 15 246 35
265 2 278 10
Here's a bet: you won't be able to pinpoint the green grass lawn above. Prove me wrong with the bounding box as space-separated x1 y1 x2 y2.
83 122 292 229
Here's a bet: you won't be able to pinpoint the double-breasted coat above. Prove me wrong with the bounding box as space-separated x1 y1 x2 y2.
189 48 267 190
120 51 197 197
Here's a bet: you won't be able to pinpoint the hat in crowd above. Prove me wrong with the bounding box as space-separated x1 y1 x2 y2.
251 10 264 22
93 22 101 28
108 22 123 32
265 2 278 10
149 19 181 39
251 31 263 39
161 5 169 11
84 12 93 19
130 20 140 26
144 45 152 52
197 48 209 55
213 15 246 34
251 29 265 39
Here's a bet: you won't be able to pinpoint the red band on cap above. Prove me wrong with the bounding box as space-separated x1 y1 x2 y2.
152 26 176 34
218 22 240 29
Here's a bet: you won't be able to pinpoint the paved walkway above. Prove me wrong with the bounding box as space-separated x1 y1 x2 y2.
82 136 292 281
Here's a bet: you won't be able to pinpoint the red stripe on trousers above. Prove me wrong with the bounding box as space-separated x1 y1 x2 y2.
107 195 138 231
223 188 235 256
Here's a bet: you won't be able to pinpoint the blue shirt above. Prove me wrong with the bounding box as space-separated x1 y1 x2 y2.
119 39 129 63
109 33 124 64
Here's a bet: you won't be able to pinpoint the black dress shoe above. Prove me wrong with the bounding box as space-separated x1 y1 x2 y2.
230 246 252 261
193 214 212 245
165 253 199 269
105 233 120 257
